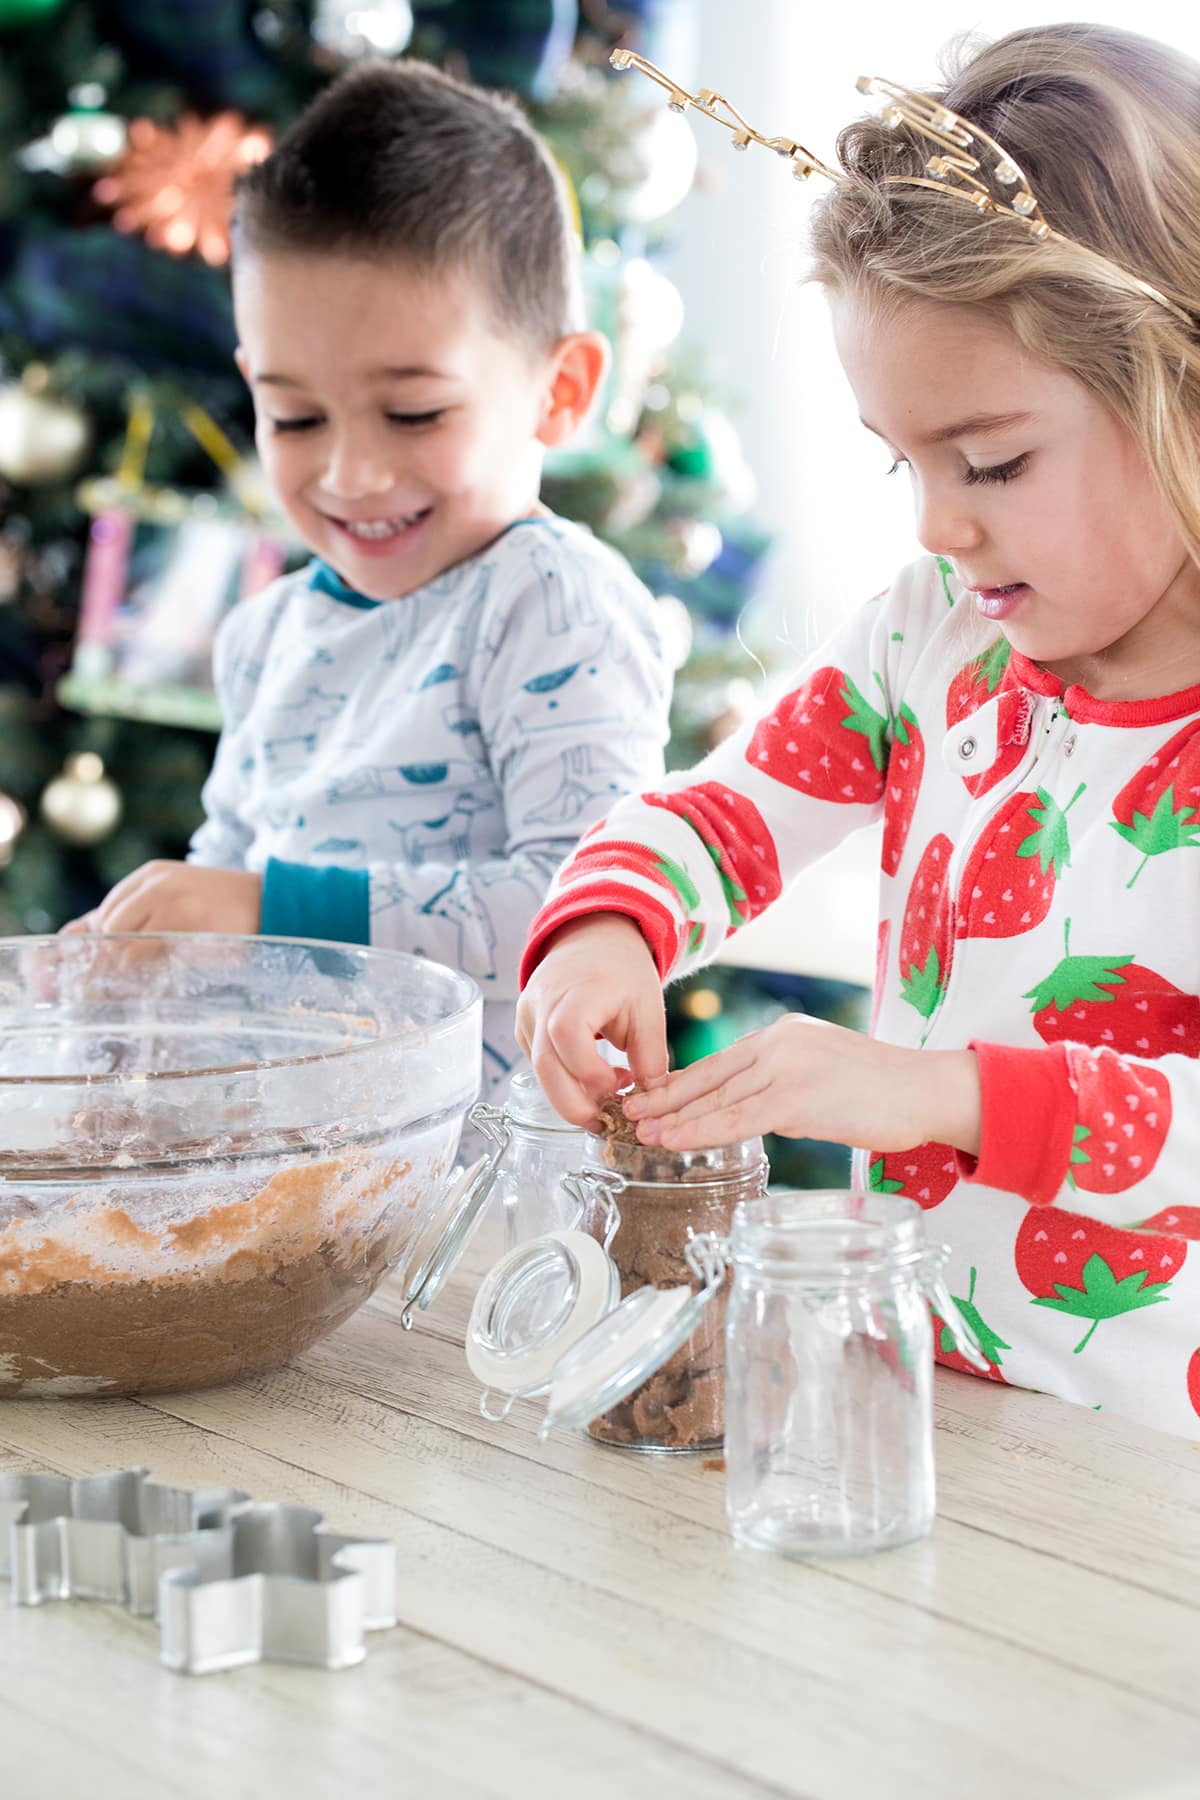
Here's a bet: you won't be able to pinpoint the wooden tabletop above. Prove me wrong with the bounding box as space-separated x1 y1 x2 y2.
2 1239 1199 1800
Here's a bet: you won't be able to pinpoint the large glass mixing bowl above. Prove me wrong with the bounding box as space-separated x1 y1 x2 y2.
0 933 481 1395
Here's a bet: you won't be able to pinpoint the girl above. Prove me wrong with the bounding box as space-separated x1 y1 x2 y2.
516 23 1200 1439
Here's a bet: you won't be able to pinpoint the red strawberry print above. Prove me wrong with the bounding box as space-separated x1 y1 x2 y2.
1064 1048 1172 1195
957 781 1084 940
1025 918 1200 1057
881 702 924 876
869 1140 958 1210
898 834 954 1019
945 639 1028 798
934 1268 1009 1382
1110 719 1200 888
746 666 888 805
1136 1206 1200 1239
643 783 781 930
1188 1349 1200 1418
1015 1209 1185 1352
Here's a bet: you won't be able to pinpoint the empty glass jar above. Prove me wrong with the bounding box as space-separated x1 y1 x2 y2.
721 1190 986 1556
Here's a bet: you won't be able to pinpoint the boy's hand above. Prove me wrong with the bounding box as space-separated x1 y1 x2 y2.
61 862 262 937
622 1015 982 1158
515 914 669 1127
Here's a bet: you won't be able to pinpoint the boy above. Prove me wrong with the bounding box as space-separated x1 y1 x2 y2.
70 58 670 1088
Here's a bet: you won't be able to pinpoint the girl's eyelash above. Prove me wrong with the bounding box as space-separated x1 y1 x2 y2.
963 453 1030 486
885 453 1030 485
271 417 320 434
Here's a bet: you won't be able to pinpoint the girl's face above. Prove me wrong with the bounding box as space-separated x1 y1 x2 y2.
832 293 1200 696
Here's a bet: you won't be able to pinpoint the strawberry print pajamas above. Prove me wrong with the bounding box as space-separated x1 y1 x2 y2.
522 554 1200 1438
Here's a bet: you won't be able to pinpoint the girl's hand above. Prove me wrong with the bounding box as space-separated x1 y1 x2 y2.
623 1014 982 1157
61 862 262 937
515 914 669 1127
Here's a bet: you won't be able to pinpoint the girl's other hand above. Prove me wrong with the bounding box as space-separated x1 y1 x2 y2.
515 914 668 1127
623 1014 982 1157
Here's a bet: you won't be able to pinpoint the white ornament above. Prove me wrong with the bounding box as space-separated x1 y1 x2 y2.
40 754 122 847
0 369 90 484
312 0 413 59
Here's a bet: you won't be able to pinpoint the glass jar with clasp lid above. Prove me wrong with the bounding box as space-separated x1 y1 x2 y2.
395 1118 767 1445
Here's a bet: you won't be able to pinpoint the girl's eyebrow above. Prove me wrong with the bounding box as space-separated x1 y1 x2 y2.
860 409 1035 445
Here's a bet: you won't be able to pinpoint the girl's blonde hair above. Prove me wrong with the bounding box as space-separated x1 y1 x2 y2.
809 23 1200 562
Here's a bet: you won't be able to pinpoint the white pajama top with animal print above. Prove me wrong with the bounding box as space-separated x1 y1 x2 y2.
189 514 670 1090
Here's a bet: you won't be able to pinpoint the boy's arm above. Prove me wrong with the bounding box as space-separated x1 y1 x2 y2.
187 599 276 872
521 560 936 988
261 539 672 995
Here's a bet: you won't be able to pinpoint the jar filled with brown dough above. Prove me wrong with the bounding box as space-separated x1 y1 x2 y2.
579 1096 768 1453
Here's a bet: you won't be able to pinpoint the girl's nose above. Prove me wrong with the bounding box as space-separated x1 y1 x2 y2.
913 477 984 560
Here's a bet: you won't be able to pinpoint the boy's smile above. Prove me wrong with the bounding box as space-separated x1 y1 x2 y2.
234 251 569 601
833 295 1200 700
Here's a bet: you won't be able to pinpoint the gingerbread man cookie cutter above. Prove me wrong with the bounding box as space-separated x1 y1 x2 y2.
0 1466 397 1673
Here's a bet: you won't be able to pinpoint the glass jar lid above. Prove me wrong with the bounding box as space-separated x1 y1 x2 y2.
538 1233 727 1435
466 1229 620 1398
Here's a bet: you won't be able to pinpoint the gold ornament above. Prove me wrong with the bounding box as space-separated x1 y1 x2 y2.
40 753 123 847
0 365 91 484
93 112 272 267
0 790 26 868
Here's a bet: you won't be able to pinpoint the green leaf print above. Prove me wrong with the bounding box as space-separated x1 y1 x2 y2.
1031 1252 1171 1354
935 556 956 607
1016 783 1085 879
837 673 890 774
1023 920 1134 1013
1110 785 1200 888
938 1270 1011 1368
900 945 942 1020
868 1157 905 1195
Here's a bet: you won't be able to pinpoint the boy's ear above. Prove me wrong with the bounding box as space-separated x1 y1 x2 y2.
536 331 609 448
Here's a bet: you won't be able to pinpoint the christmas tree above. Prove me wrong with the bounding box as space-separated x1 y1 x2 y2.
0 0 774 936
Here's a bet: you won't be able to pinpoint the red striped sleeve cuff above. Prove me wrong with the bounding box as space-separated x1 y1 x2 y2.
955 1040 1075 1207
519 880 681 988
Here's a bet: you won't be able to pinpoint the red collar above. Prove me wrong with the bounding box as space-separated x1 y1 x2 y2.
1008 650 1200 726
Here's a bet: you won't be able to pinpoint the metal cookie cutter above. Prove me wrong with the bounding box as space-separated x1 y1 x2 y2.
0 1465 249 1614
1 1467 397 1674
158 1500 397 1674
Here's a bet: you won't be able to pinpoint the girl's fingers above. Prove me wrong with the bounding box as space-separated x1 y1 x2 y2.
638 1067 769 1139
537 1002 618 1125
615 995 669 1088
625 1041 753 1119
657 1097 773 1152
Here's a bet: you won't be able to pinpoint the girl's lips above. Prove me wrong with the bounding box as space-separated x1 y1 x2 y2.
327 508 433 559
973 582 1030 621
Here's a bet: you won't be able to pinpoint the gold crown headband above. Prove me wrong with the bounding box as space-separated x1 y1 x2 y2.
610 49 1193 331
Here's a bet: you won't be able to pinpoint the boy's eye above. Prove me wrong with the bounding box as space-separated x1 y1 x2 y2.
963 453 1030 486
387 410 445 428
270 416 322 434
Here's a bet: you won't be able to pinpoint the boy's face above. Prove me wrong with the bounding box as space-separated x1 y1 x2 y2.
234 250 556 600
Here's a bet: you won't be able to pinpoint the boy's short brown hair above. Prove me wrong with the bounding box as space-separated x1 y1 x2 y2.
233 58 582 350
